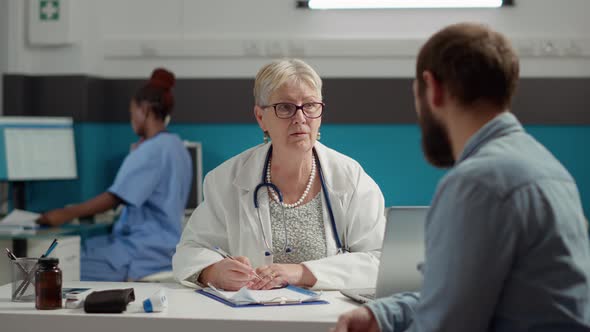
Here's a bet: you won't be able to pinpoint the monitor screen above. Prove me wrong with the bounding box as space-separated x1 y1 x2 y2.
129 140 202 212
184 141 203 212
0 117 77 181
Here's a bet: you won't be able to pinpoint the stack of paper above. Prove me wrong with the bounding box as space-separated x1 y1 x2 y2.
0 209 41 234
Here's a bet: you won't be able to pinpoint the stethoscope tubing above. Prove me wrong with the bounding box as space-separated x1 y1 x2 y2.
312 148 344 252
253 146 344 255
253 182 289 255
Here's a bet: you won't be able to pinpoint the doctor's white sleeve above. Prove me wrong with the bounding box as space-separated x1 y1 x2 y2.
172 173 227 284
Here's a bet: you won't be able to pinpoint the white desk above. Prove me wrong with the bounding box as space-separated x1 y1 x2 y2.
0 222 112 285
0 281 361 332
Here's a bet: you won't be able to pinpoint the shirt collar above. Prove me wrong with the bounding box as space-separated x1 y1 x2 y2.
457 112 524 163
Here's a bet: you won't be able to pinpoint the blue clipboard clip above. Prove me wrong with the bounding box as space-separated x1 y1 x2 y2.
259 297 304 306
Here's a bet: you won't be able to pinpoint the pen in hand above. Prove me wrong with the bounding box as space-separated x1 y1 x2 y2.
212 246 263 281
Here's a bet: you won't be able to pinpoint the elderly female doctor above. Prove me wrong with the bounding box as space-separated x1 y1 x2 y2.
173 59 385 291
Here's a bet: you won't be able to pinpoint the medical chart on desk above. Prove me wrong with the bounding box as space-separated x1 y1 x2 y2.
0 209 41 234
201 284 325 306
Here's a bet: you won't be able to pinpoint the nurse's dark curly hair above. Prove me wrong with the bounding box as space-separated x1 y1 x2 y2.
133 68 176 120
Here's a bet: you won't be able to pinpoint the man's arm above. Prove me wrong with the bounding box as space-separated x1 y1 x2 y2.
366 292 421 331
403 177 521 331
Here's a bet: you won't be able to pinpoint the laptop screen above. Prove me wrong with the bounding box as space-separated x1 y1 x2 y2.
375 206 429 298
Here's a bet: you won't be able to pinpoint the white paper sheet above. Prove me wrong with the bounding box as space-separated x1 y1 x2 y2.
204 284 322 304
0 209 41 228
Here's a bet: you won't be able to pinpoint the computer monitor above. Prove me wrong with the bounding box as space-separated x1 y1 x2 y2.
184 141 203 213
128 139 202 213
0 117 77 181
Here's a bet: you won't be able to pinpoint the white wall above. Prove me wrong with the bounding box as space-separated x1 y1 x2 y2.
3 0 590 78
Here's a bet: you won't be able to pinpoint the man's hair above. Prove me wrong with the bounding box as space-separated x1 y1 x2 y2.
416 23 519 109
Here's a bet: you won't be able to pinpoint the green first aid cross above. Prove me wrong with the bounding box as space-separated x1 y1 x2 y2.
40 0 60 21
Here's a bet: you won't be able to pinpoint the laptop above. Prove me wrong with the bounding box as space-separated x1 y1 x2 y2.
340 206 428 303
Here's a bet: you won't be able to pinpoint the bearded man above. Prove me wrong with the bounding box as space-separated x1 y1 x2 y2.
334 22 590 332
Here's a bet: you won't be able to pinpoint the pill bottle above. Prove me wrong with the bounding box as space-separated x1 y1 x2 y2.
35 257 62 310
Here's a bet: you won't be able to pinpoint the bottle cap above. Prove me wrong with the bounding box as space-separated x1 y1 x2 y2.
39 257 59 265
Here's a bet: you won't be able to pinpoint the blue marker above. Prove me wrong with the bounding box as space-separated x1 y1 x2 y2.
42 238 58 257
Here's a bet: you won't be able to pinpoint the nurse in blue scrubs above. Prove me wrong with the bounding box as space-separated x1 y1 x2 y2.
38 68 193 281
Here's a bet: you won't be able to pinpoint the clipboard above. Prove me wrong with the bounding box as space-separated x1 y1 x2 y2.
197 285 329 307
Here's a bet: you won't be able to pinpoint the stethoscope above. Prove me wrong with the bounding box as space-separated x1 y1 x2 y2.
253 146 345 259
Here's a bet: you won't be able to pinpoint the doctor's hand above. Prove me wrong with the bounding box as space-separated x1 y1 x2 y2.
198 256 257 291
332 307 380 332
250 263 317 290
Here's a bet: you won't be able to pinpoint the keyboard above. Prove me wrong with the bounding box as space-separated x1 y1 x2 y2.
359 293 376 300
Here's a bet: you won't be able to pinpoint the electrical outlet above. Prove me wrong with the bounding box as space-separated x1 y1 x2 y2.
514 40 537 57
140 42 158 57
243 40 262 57
563 40 584 57
265 40 284 57
539 40 560 57
287 40 305 57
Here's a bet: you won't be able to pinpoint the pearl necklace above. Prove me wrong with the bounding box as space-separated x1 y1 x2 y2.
266 156 316 208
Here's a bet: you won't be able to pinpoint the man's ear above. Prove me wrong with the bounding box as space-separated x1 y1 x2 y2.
422 71 445 108
254 105 266 132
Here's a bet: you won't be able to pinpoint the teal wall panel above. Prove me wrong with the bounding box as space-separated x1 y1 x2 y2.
22 123 590 218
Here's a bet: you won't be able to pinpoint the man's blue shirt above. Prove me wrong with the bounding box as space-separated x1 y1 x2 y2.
368 112 590 331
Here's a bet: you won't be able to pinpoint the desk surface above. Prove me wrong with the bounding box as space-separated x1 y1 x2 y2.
0 222 111 240
0 281 361 332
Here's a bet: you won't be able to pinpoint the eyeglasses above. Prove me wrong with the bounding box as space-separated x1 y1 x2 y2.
262 102 325 119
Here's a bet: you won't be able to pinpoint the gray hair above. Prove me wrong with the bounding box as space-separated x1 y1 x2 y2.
253 59 323 106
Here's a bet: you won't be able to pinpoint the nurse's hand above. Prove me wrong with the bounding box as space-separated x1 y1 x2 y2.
37 209 72 227
199 256 257 291
250 263 317 290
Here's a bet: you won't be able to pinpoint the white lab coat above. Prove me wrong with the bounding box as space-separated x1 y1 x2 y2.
172 142 386 290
